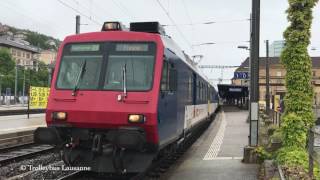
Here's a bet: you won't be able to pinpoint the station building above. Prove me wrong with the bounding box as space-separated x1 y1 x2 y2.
232 56 320 109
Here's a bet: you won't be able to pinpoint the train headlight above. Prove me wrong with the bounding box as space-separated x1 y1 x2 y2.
52 112 67 121
128 114 145 123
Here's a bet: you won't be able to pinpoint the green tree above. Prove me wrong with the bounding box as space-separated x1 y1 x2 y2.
277 0 319 177
0 48 15 75
0 48 15 94
280 0 318 148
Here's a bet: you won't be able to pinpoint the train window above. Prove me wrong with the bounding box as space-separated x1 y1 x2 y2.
56 55 103 90
103 42 156 91
169 68 177 91
161 61 177 92
188 76 192 101
104 55 154 90
196 81 199 100
200 82 203 101
161 61 168 91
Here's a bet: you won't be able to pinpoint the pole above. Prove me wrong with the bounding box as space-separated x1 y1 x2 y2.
27 69 31 119
265 40 270 115
249 0 260 146
0 75 2 105
76 15 80 34
22 68 26 104
14 65 18 104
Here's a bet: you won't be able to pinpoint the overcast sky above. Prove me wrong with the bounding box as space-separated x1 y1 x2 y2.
0 0 319 84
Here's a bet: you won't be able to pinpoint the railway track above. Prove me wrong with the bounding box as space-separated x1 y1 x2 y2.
0 144 54 166
57 115 215 180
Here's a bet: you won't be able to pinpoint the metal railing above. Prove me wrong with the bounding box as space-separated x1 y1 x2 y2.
308 127 320 177
270 110 282 127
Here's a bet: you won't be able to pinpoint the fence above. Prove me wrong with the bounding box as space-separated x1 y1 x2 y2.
270 110 282 127
308 127 320 177
0 65 52 106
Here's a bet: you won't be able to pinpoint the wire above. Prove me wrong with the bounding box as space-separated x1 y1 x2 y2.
111 0 135 21
199 65 240 69
192 41 250 46
69 0 104 23
56 0 101 26
1 0 68 33
163 19 250 26
156 0 193 51
181 0 196 50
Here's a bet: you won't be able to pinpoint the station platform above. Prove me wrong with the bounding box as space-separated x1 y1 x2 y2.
162 106 258 180
0 104 28 111
0 114 46 135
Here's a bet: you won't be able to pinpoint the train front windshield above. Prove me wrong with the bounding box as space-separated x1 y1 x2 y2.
56 42 156 91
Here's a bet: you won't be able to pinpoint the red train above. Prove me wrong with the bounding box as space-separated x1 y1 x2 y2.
35 22 219 173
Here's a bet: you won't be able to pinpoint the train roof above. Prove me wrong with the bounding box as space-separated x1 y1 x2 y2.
161 36 214 87
63 21 214 87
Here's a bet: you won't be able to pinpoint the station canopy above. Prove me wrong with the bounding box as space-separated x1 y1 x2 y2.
217 84 248 99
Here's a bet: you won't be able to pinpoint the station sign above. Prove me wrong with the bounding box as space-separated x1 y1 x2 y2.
29 86 50 109
229 88 242 92
234 72 249 79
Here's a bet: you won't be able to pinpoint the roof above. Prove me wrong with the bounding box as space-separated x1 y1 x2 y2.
0 37 39 53
236 56 320 71
217 84 249 99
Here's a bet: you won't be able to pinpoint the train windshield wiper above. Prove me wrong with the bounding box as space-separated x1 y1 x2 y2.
72 60 87 96
122 63 127 98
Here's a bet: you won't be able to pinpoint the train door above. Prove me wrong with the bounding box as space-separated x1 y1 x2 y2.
158 57 178 146
193 73 197 105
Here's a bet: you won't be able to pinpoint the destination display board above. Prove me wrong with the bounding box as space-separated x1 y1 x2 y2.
29 86 50 109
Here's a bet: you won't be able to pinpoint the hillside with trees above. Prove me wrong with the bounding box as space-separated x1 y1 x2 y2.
1 23 61 50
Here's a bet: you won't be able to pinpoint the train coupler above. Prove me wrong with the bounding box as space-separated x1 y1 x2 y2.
91 134 103 154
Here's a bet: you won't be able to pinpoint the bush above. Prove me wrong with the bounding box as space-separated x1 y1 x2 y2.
276 147 308 168
276 147 319 179
270 129 283 144
281 113 307 148
255 146 272 162
267 124 279 136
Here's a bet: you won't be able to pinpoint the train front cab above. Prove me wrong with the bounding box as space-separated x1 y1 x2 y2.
33 22 219 173
34 36 167 173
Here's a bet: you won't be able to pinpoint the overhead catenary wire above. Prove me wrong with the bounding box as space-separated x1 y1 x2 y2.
111 0 135 21
156 0 193 52
56 0 102 26
1 0 69 33
181 0 199 54
69 0 106 23
163 18 250 26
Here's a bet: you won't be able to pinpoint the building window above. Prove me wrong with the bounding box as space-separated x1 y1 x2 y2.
313 71 316 77
26 53 30 59
17 51 21 57
22 52 25 58
12 49 16 56
276 79 283 84
276 71 282 77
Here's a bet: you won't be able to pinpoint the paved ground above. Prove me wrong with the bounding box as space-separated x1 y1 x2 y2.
0 104 28 111
162 106 259 180
0 114 46 134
